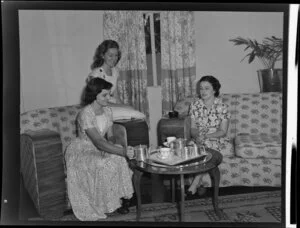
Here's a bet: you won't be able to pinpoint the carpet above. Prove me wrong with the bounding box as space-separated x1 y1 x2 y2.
30 190 281 223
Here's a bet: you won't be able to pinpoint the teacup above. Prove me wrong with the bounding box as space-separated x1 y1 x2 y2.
159 147 171 159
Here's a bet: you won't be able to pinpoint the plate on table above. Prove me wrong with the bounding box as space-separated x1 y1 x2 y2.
148 151 212 167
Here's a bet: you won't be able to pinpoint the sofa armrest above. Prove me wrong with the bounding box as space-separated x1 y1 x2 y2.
20 129 66 219
111 123 128 148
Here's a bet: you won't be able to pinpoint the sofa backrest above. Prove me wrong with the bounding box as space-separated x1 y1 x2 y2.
220 94 239 139
174 92 282 138
20 104 82 152
233 92 282 135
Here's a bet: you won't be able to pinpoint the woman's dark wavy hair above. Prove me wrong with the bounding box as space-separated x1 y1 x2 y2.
90 40 121 70
196 75 221 97
81 77 112 106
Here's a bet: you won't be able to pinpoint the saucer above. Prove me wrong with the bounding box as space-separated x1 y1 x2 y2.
156 153 171 160
163 142 169 147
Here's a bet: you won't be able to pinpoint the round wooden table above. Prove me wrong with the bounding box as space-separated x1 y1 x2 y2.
128 148 223 222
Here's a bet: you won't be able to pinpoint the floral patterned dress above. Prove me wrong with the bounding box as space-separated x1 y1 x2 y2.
190 97 233 157
64 105 134 221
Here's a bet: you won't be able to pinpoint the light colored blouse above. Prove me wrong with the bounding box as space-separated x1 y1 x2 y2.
88 67 119 93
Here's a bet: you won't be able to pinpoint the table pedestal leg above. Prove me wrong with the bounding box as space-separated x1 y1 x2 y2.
151 174 165 203
208 166 222 218
180 174 185 222
171 177 175 203
133 169 143 221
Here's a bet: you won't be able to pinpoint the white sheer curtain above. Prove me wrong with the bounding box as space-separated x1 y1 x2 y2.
19 10 103 113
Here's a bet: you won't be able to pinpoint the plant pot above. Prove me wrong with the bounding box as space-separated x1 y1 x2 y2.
257 69 282 92
168 111 179 119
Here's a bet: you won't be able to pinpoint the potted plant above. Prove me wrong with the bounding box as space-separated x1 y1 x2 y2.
229 36 283 92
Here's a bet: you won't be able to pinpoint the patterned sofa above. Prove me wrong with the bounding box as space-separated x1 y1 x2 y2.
174 92 282 188
20 104 148 219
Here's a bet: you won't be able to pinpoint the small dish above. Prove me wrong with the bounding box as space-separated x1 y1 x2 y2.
163 142 170 147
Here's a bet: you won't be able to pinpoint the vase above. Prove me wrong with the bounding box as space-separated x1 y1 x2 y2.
257 69 282 92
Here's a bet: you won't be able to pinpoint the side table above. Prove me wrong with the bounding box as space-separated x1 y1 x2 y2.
129 148 223 222
153 117 191 203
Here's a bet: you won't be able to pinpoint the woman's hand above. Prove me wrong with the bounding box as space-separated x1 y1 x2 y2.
199 127 209 135
126 146 135 159
195 127 208 145
195 134 206 145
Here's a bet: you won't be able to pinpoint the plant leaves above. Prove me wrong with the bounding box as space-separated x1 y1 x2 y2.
229 36 282 67
248 52 255 63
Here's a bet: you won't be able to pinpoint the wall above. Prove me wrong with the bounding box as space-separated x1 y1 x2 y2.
19 10 104 113
195 11 283 93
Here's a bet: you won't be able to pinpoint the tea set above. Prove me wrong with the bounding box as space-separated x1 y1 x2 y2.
132 137 207 165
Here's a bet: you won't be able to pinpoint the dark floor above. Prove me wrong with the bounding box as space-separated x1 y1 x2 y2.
19 173 281 220
127 173 281 207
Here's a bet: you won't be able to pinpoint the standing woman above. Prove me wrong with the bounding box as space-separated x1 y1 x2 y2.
65 77 135 221
87 40 129 107
186 75 233 198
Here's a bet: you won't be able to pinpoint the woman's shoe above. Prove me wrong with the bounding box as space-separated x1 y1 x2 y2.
122 198 131 208
116 198 130 214
197 185 207 196
116 205 129 214
185 190 196 200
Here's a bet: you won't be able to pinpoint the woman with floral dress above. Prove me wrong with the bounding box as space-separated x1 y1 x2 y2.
65 77 134 221
186 75 233 198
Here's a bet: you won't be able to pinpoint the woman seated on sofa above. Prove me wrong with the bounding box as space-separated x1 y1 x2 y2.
65 77 135 221
186 75 233 199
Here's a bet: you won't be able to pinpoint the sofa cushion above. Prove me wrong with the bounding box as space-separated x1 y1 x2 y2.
110 106 146 121
233 93 282 135
201 157 281 187
235 133 282 158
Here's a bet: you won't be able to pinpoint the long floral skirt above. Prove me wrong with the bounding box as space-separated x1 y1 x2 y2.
65 138 134 221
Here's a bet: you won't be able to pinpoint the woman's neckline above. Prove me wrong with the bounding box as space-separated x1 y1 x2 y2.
90 103 106 116
201 97 217 109
100 67 113 77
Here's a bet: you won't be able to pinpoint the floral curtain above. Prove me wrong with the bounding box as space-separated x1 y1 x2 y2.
160 11 196 115
103 11 149 119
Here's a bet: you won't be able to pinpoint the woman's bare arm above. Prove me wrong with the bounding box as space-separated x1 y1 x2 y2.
206 119 229 139
85 127 126 157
